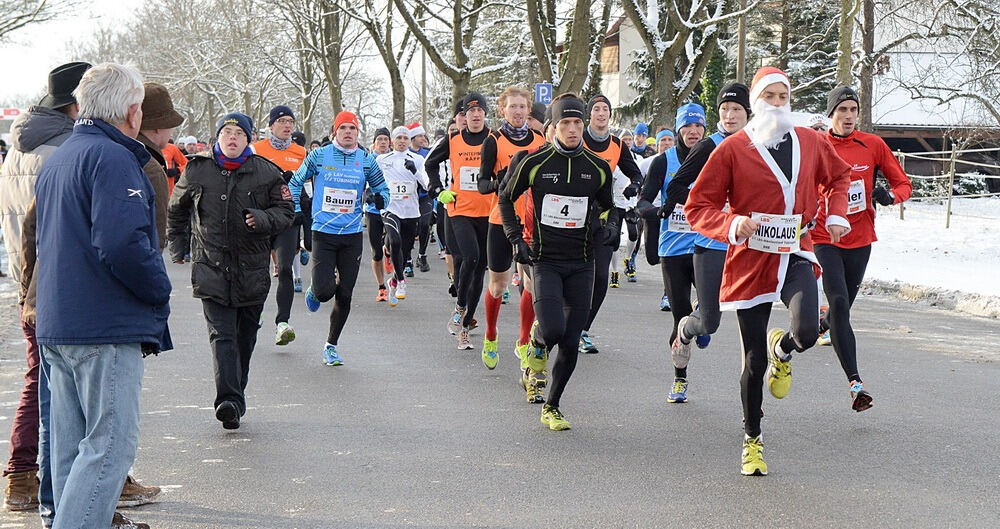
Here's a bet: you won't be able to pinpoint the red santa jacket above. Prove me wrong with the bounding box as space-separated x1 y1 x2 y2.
812 129 912 248
685 127 852 309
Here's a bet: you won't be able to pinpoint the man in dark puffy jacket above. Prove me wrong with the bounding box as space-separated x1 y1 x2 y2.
167 111 294 430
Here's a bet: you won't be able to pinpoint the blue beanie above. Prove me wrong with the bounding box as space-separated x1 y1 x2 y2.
656 129 674 142
268 105 295 126
216 112 255 142
675 103 707 132
634 122 649 136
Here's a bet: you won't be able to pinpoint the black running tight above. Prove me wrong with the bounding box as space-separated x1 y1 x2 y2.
449 215 489 327
661 254 695 377
584 243 614 331
815 244 871 383
736 255 819 437
533 261 595 409
383 213 419 282
311 231 364 345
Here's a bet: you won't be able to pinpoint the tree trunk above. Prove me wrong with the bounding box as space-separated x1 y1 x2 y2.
653 56 677 129
526 0 554 82
858 0 875 132
390 70 406 126
836 0 857 86
557 0 593 93
778 0 790 70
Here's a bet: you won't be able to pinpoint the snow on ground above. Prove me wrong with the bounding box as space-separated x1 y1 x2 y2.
867 197 1000 297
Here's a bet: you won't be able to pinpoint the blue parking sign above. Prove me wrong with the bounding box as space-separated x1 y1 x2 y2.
534 83 553 105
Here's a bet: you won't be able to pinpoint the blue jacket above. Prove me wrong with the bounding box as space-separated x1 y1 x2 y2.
34 119 172 350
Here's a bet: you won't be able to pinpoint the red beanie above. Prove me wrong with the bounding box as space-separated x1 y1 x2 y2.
333 111 359 131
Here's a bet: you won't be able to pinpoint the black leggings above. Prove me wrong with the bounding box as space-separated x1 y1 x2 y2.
272 224 299 325
661 254 696 376
532 261 595 408
449 215 489 327
815 244 871 382
682 246 726 338
584 243 614 331
417 197 433 256
311 231 364 345
436 202 449 253
643 218 660 266
366 212 384 261
486 222 513 273
384 212 418 282
736 255 819 437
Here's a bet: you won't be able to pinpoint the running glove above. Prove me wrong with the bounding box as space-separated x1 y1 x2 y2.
872 185 894 206
600 223 620 245
373 194 386 210
623 183 640 199
656 203 673 218
404 159 417 174
513 239 535 264
437 190 457 204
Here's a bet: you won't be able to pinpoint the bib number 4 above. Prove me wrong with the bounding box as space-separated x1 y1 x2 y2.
541 194 588 228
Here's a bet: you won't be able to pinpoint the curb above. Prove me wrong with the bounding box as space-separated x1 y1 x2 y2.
862 279 1000 319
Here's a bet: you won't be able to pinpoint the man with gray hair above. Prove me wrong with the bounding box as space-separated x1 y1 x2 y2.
34 63 170 529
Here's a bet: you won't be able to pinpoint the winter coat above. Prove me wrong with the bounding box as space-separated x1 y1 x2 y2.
138 133 170 250
167 154 294 307
0 106 74 280
33 118 172 349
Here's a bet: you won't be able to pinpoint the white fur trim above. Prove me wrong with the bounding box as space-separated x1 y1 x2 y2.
750 73 791 103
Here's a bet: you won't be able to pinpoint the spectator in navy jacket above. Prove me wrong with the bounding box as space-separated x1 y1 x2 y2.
33 63 170 529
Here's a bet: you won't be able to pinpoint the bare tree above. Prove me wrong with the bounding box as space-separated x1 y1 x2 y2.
0 0 80 42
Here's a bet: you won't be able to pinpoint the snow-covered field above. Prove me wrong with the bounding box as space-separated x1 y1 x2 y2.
867 197 1000 297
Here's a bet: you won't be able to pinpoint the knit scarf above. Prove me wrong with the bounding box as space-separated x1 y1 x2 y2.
213 143 253 170
268 132 292 151
587 125 610 143
500 121 529 141
553 138 584 157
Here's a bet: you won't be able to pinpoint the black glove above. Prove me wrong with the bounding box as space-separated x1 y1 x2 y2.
513 239 535 264
282 170 294 184
656 204 672 218
294 210 306 226
166 168 180 178
404 159 417 174
373 194 386 210
872 185 894 206
601 223 619 245
623 183 640 199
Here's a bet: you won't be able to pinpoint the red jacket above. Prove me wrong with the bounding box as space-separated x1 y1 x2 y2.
813 129 912 248
685 127 851 309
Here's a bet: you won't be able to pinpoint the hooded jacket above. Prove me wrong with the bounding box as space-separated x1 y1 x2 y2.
0 106 75 280
168 153 294 307
34 118 172 349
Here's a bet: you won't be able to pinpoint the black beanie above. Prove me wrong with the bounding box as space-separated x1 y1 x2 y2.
550 96 586 123
531 102 546 123
462 92 489 114
373 127 391 141
717 82 751 115
826 86 860 117
290 131 306 147
586 95 612 120
268 105 295 126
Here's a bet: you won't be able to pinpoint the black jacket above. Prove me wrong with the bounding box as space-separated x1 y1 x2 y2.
167 154 294 307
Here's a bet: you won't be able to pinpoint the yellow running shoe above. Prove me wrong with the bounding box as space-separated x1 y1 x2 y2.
520 367 545 404
766 328 792 399
540 404 571 431
740 436 768 476
482 338 499 370
514 341 530 367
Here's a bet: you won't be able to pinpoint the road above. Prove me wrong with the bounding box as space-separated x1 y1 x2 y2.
2 243 999 529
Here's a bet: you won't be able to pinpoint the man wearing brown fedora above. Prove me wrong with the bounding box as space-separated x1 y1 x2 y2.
138 82 184 250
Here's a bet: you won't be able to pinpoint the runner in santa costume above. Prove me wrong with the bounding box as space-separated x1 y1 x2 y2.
815 85 912 412
684 67 852 476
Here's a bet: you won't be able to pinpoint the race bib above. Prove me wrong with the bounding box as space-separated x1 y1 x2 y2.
541 194 588 229
748 212 801 254
459 166 479 192
667 205 692 233
847 180 866 215
389 180 412 201
322 187 356 214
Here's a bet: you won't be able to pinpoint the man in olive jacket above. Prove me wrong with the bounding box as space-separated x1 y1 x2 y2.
167 112 294 430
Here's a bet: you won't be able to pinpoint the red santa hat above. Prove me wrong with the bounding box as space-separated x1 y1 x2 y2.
406 121 426 139
749 67 791 104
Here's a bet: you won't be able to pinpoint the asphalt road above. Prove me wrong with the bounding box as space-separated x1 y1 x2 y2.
2 241 999 529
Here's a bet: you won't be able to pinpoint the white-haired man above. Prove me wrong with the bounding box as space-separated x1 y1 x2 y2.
34 63 170 529
685 67 851 476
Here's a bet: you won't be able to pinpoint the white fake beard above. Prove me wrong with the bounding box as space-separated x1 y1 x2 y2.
746 99 794 149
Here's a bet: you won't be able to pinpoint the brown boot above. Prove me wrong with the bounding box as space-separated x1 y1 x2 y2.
3 470 40 512
111 511 150 529
117 475 161 508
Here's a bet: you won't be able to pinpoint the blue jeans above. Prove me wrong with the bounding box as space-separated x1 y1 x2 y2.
40 343 143 529
38 350 54 528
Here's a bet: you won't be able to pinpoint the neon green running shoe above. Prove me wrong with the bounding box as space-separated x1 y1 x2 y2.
766 328 792 399
540 404 571 431
482 338 498 369
741 436 768 476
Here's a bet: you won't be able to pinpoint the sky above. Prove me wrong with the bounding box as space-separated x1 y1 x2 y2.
0 0 142 105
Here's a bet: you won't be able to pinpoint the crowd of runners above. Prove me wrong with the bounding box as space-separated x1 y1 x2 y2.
1 60 912 527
